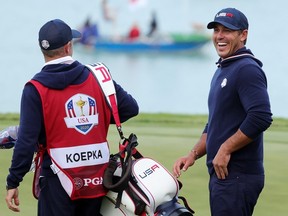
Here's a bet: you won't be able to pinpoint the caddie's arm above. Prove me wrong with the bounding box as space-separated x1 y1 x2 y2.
5 187 20 212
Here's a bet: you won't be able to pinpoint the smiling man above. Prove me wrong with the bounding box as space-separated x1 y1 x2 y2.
173 8 273 216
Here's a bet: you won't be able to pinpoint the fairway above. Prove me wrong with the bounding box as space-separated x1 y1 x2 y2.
0 113 287 216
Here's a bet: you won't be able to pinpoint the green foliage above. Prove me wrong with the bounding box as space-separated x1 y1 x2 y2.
0 113 287 216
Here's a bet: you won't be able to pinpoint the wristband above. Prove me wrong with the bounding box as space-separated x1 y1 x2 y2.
191 149 199 159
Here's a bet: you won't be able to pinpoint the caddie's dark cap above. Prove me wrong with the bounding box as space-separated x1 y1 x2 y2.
38 19 81 50
207 8 249 30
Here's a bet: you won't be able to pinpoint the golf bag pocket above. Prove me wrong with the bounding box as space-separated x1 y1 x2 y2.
105 189 146 215
130 157 179 214
101 194 132 215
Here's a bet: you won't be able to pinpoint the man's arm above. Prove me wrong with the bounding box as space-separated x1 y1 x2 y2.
173 132 207 178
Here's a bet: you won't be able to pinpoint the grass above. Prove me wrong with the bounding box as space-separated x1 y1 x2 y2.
0 113 287 216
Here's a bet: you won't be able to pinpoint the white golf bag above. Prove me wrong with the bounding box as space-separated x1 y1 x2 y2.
101 133 194 216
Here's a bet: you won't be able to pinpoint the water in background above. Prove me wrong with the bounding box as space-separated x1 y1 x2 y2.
0 0 287 118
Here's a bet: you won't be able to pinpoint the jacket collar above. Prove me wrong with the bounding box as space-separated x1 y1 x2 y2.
215 47 262 68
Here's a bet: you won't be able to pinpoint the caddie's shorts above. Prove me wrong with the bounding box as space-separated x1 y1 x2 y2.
37 175 103 216
209 172 264 216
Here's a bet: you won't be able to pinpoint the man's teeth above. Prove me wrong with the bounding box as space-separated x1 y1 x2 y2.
218 43 227 46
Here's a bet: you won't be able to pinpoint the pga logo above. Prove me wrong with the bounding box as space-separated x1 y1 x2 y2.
83 177 103 186
74 177 103 190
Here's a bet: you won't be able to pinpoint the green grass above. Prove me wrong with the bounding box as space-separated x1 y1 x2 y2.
0 113 287 216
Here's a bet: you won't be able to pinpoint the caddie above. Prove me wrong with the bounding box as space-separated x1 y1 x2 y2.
5 19 138 216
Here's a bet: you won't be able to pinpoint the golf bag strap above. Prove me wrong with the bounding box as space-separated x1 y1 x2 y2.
87 63 146 209
86 63 124 139
87 62 143 159
32 144 46 199
87 63 134 208
178 196 195 214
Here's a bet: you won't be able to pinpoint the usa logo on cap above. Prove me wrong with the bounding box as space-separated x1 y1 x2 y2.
216 12 234 18
64 94 98 135
41 40 50 49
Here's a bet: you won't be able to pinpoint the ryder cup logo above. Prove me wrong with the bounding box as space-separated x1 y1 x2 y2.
64 94 99 135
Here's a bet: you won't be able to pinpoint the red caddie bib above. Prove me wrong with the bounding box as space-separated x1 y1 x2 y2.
30 72 111 200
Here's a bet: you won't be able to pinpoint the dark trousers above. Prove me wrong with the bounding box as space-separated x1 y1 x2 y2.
209 172 264 216
38 175 103 216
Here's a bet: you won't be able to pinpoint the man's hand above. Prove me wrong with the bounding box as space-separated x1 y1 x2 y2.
212 145 231 179
213 129 252 179
5 188 20 212
172 151 197 178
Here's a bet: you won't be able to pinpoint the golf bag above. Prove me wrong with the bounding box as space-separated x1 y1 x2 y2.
100 133 195 216
0 125 18 149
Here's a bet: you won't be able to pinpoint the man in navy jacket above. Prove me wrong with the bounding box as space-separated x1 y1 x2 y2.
5 19 138 216
173 8 272 216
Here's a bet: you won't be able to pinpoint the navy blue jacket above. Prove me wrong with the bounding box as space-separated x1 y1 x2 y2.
7 60 139 188
204 47 272 175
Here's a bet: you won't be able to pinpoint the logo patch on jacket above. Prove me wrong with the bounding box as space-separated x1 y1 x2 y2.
64 94 98 135
221 78 227 88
